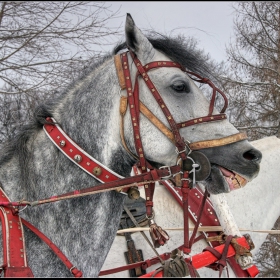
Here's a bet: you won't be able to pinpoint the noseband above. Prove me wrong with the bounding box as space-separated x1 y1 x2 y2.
115 50 247 164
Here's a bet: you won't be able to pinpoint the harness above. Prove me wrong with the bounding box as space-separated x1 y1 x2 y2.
0 49 256 278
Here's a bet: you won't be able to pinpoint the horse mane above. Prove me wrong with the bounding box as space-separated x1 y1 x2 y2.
113 31 216 80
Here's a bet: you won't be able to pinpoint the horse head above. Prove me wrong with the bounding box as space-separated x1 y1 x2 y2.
119 13 262 194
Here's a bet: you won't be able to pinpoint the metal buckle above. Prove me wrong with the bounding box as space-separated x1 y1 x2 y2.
70 266 76 273
159 166 172 179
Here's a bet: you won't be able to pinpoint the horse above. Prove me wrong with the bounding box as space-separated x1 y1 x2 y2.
101 135 280 278
0 13 262 278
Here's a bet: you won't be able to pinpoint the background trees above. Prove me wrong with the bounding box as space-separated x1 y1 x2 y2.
222 2 280 275
0 1 121 145
222 1 280 140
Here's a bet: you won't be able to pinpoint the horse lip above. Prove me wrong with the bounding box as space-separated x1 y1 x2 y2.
218 166 248 191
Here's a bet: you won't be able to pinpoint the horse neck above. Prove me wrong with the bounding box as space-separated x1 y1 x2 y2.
0 56 135 202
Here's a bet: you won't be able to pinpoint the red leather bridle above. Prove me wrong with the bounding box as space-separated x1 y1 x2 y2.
117 50 247 161
116 49 247 218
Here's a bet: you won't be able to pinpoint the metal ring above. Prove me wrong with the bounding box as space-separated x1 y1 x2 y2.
69 266 76 273
146 212 155 220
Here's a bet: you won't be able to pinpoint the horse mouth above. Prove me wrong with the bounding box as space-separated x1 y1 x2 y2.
218 166 248 191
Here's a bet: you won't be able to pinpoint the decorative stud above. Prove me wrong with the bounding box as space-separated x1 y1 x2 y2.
74 154 82 163
60 140 66 147
92 166 102 176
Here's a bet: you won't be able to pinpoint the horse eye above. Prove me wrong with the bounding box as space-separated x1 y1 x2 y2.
172 82 189 93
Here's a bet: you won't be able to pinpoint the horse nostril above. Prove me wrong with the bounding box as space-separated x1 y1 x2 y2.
243 149 262 163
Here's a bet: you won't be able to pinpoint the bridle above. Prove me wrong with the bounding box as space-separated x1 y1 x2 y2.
116 50 247 160
115 49 247 216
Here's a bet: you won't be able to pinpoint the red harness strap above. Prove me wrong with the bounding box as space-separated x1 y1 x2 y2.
0 185 82 278
21 219 82 278
99 236 253 277
162 180 259 278
43 118 124 184
0 186 33 277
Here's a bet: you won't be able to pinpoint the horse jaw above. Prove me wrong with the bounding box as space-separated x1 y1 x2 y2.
201 141 262 194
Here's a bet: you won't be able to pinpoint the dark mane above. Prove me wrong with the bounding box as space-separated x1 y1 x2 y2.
113 31 215 80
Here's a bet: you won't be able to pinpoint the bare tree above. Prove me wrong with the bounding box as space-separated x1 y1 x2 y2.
254 216 280 277
0 1 122 145
0 1 122 95
221 1 280 140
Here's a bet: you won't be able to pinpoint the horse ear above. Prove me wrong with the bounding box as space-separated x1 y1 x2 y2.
125 13 155 63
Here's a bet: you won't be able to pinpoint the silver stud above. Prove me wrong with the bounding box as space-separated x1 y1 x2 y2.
60 140 66 147
74 155 82 163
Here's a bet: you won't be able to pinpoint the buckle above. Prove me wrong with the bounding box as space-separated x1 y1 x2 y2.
159 166 172 179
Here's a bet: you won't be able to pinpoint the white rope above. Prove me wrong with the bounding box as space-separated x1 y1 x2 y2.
117 226 280 235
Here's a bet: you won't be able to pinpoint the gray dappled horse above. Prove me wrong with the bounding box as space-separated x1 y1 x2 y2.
0 14 261 277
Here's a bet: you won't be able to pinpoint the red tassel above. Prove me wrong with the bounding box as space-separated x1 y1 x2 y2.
149 219 170 248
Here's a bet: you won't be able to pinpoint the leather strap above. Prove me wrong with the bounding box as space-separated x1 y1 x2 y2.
0 185 34 277
127 51 188 157
120 97 247 151
44 118 124 183
114 54 126 90
203 235 233 278
21 219 82 278
99 236 253 276
189 132 248 150
8 165 181 208
162 181 259 277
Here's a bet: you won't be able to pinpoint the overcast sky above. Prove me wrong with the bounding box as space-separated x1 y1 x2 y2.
103 1 236 63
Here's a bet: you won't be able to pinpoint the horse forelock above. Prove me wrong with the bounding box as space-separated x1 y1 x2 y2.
113 32 216 81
